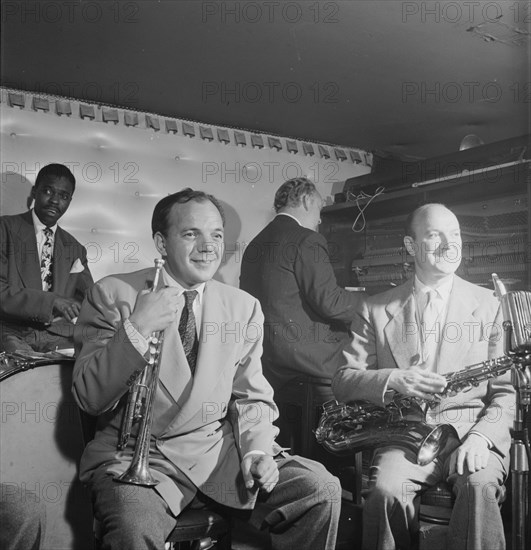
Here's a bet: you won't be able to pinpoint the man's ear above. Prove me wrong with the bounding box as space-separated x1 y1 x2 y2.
27 186 36 209
404 236 417 257
301 195 311 211
153 232 167 257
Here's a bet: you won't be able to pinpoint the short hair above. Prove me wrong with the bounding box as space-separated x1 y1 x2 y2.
273 177 318 213
151 188 225 237
404 203 449 238
35 164 76 191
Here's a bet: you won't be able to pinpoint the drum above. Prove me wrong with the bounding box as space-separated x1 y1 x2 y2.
0 351 93 550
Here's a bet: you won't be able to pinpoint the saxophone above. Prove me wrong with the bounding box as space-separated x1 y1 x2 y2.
315 355 514 465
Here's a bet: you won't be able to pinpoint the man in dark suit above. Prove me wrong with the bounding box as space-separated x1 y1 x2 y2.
0 163 93 352
73 188 341 550
239 177 363 394
333 204 514 550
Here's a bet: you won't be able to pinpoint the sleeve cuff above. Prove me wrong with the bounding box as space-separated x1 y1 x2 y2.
242 450 266 462
382 373 396 405
468 430 493 449
123 319 150 357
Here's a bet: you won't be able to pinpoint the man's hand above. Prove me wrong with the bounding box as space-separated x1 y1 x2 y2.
388 367 447 401
241 454 279 493
447 433 490 476
129 287 181 338
53 297 81 323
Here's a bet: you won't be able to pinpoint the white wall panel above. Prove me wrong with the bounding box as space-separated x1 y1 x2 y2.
0 90 371 286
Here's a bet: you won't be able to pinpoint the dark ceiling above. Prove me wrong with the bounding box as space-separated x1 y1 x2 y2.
1 0 530 159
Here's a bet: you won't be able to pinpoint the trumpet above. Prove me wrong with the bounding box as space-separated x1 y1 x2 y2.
115 258 165 487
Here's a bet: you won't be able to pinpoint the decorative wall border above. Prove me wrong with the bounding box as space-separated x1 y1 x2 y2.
0 87 373 167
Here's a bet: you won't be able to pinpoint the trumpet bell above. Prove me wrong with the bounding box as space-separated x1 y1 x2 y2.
114 460 159 487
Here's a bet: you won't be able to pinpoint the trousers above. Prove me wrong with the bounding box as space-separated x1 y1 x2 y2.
362 443 508 550
0 323 73 353
89 454 341 550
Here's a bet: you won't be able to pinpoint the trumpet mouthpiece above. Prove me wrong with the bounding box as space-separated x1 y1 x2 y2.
152 258 165 290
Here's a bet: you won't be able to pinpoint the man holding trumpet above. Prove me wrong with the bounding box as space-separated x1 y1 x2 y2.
73 188 340 549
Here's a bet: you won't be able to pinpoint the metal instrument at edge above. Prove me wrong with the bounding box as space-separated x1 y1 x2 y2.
115 258 165 487
492 272 530 550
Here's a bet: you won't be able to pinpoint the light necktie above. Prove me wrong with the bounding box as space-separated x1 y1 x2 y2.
178 290 199 374
421 289 440 371
40 227 54 291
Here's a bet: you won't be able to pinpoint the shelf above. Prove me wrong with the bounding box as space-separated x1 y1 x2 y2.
320 155 530 293
322 161 529 223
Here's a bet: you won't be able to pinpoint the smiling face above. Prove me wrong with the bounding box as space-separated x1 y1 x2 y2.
154 199 224 288
31 176 74 227
404 204 462 285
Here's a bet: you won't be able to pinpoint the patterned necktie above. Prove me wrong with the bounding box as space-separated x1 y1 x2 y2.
40 227 54 291
178 290 199 374
421 289 439 371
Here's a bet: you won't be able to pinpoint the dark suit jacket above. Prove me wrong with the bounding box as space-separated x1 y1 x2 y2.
0 211 93 339
332 276 515 458
240 215 363 389
73 270 280 515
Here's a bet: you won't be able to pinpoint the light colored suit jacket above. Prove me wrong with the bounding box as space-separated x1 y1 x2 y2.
332 276 515 458
73 268 279 515
0 211 93 336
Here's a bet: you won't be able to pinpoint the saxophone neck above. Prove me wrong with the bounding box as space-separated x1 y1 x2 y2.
442 355 512 396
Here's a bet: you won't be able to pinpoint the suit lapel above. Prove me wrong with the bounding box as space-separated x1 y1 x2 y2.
384 280 420 369
154 269 193 404
52 228 69 294
188 281 228 401
158 319 193 406
437 277 478 374
158 281 228 433
15 213 42 290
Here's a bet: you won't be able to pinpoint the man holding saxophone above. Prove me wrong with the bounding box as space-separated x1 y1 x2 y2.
332 203 515 550
73 188 341 549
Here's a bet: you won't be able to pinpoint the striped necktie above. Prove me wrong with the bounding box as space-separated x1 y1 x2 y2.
178 290 199 374
40 227 54 291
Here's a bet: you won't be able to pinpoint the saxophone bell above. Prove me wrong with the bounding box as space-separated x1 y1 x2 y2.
316 355 513 465
315 400 457 466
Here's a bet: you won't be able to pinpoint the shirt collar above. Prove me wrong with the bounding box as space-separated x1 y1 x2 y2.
161 268 205 304
276 212 301 226
32 209 58 235
414 274 453 302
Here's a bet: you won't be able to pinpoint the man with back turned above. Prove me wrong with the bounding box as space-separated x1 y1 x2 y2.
73 188 341 549
240 177 363 396
333 203 515 549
